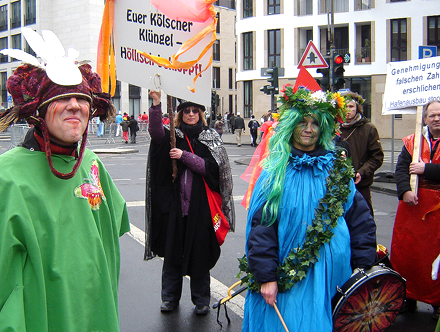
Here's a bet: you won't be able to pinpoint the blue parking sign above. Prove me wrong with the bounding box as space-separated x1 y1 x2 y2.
419 46 437 59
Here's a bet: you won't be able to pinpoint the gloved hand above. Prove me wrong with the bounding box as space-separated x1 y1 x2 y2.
432 253 440 280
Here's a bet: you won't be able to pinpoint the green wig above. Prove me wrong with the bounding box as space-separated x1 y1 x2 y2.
261 86 347 226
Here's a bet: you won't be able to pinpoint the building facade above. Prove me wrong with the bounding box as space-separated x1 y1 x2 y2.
235 0 440 138
0 0 236 120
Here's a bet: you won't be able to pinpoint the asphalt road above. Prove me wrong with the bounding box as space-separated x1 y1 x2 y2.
0 131 438 332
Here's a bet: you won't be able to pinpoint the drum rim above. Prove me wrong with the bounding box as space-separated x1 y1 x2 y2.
332 264 405 320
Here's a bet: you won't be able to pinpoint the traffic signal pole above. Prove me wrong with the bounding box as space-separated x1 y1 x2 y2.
328 0 335 92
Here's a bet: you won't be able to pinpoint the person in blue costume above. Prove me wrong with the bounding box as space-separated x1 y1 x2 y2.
239 86 377 332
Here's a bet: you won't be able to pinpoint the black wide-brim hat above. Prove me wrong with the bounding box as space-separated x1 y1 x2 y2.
177 101 206 112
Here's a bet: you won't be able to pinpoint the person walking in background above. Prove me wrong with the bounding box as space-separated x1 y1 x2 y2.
229 112 235 134
145 90 235 316
0 29 129 331
120 117 130 143
214 116 224 137
391 100 440 319
96 117 104 138
115 111 123 136
339 91 384 217
234 112 245 146
128 115 139 144
162 113 171 125
248 115 260 147
224 112 229 132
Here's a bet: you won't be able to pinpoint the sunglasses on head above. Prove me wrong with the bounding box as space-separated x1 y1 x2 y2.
182 108 199 114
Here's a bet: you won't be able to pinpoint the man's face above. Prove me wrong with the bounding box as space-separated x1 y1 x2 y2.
425 101 440 138
44 97 90 145
345 101 357 123
292 115 320 151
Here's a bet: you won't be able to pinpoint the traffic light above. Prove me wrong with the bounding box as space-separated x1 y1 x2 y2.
316 68 330 91
267 67 279 93
211 90 218 107
260 67 279 95
333 55 345 91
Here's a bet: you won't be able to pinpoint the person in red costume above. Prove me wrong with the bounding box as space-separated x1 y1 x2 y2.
391 100 440 319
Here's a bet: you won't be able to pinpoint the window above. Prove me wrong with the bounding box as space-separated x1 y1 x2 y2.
355 0 371 10
24 39 36 57
229 94 233 113
268 0 280 15
0 37 7 63
298 0 312 16
11 1 21 29
229 68 233 89
213 40 220 61
129 84 141 117
0 5 7 31
298 28 313 61
243 32 253 70
111 81 121 112
355 24 371 63
243 0 253 18
11 34 21 51
428 16 440 56
319 0 348 13
1 72 6 107
391 18 407 61
25 0 36 25
216 12 220 34
213 67 220 89
243 81 252 118
267 29 281 68
321 27 348 56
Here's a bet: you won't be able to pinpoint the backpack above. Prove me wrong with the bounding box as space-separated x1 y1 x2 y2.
251 120 259 130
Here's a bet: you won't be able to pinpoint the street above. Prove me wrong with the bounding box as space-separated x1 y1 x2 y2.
0 131 438 332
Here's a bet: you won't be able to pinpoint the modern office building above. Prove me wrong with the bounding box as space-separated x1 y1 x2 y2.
0 0 236 120
235 0 440 138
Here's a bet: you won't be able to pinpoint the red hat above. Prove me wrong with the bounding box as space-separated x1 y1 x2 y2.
0 28 115 179
0 63 114 131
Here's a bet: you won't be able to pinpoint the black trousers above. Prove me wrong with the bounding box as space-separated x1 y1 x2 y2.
161 262 211 306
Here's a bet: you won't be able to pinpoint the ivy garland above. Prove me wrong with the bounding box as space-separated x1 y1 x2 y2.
237 149 354 293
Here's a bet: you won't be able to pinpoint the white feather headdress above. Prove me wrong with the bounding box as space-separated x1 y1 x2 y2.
0 27 82 86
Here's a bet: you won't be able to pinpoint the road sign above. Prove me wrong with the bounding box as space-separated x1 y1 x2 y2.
419 46 438 59
298 40 328 69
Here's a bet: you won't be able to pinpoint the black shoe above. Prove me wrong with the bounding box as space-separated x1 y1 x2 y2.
194 305 209 315
400 299 417 313
432 306 440 320
160 301 179 312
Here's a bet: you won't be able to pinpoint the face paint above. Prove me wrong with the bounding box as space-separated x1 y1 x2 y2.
44 97 90 145
292 115 320 151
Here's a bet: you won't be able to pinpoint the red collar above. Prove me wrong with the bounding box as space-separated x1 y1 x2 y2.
34 131 77 157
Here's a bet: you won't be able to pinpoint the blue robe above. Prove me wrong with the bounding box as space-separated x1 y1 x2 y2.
242 152 355 332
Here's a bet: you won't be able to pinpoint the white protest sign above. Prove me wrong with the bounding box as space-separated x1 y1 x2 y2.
113 0 213 105
382 56 440 115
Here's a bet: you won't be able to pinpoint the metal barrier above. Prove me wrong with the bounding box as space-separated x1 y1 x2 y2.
9 124 31 150
105 123 117 144
137 121 150 142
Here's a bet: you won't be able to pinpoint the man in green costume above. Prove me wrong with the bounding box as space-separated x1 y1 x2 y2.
0 29 130 331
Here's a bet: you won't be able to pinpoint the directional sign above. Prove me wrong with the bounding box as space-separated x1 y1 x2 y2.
298 40 328 69
419 45 438 59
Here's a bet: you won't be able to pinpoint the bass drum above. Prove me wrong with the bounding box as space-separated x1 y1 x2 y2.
332 265 405 332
